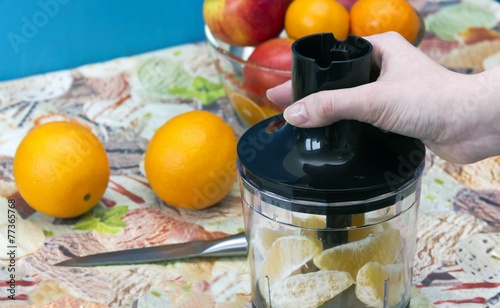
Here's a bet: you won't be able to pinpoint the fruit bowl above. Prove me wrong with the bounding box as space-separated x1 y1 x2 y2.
205 25 290 129
206 14 425 129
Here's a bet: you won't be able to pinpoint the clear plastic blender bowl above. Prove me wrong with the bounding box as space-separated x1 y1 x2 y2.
236 33 426 308
239 162 423 307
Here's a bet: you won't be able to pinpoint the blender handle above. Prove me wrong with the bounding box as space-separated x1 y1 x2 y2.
201 232 248 258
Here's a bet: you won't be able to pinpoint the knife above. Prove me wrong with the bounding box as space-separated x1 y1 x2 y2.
54 232 247 267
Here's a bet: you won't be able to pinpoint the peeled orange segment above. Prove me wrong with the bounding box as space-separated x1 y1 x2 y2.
229 93 268 126
269 270 354 308
356 262 407 308
259 235 323 303
313 227 401 278
291 213 327 229
254 221 326 257
255 228 290 257
347 222 388 242
291 213 326 237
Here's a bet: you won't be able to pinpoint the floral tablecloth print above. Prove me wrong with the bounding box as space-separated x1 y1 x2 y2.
1 0 500 307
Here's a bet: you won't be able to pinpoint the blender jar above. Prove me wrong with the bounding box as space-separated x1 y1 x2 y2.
239 163 423 308
237 33 425 308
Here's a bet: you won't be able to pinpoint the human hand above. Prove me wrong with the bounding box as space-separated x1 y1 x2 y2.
267 32 500 164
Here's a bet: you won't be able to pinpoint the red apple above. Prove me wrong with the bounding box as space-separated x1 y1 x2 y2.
243 38 293 109
203 0 287 46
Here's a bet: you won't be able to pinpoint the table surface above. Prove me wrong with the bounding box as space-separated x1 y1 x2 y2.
1 1 500 307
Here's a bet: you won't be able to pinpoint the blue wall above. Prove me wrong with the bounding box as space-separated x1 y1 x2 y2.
1 0 206 81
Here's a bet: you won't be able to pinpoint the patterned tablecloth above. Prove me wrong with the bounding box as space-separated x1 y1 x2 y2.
1 0 500 307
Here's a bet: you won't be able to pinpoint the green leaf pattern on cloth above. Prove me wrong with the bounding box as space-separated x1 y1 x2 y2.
425 4 496 40
169 76 226 105
138 58 225 105
73 205 128 235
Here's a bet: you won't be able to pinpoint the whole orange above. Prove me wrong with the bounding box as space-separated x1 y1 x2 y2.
350 0 420 43
144 111 237 210
13 122 110 218
285 0 349 40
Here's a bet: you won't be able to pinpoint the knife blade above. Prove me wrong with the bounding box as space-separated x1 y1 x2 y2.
54 232 247 267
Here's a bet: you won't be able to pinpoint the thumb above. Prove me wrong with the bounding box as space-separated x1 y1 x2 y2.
283 83 388 128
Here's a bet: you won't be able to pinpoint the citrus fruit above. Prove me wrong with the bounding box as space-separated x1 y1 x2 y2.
255 228 289 256
291 213 327 229
13 121 110 218
356 262 407 307
229 93 277 126
313 226 401 278
285 0 350 40
255 216 326 256
348 221 388 242
350 0 420 43
144 110 237 210
259 235 323 303
270 270 354 307
291 213 326 237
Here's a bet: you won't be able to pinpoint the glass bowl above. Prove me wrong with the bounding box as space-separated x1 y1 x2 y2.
205 25 290 129
205 15 425 130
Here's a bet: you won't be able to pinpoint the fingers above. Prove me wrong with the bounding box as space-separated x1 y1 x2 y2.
266 32 415 128
364 32 415 61
265 33 407 108
364 32 444 79
283 83 387 128
266 80 292 105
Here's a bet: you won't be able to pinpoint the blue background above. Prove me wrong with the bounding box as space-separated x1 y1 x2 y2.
1 0 206 81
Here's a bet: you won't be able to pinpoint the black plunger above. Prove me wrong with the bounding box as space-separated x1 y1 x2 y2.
291 34 372 246
237 33 425 247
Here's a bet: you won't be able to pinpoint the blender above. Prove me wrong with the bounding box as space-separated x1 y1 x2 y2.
237 33 425 308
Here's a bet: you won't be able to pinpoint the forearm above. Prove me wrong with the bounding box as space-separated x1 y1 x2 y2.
460 67 500 161
430 67 500 164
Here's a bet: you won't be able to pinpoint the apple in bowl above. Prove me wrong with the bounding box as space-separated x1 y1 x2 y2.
243 38 294 109
203 0 287 46
205 26 293 129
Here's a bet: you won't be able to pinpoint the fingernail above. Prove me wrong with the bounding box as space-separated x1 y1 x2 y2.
266 87 277 97
266 87 281 102
284 103 308 125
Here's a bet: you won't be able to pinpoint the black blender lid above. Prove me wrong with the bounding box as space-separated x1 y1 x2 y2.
237 33 425 214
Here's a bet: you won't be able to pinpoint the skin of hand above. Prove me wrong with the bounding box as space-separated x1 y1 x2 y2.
267 32 500 164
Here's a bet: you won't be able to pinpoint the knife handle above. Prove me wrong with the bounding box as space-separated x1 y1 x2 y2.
202 232 248 258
